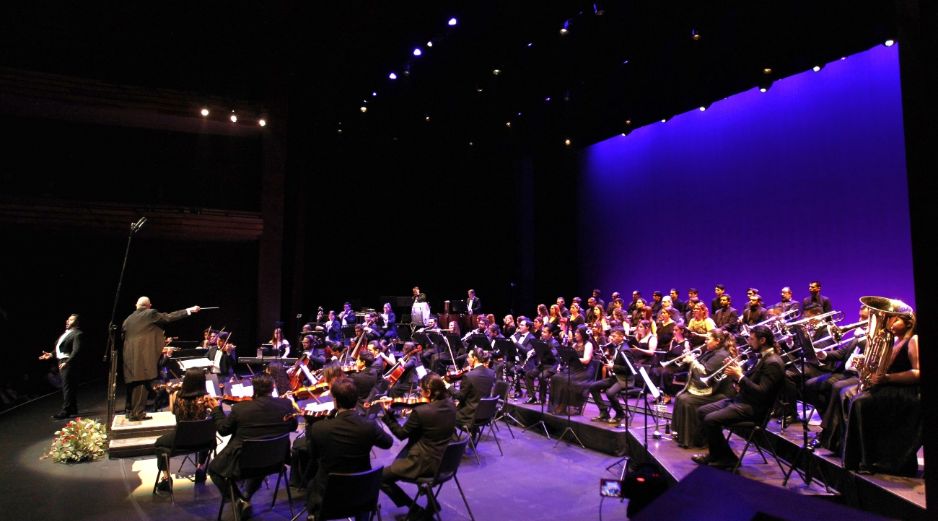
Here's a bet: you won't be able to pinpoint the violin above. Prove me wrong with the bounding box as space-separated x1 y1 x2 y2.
283 405 337 422
444 367 469 382
221 395 252 404
290 382 330 400
153 381 183 392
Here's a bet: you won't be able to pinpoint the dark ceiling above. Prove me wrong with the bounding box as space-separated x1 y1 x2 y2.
1 1 898 149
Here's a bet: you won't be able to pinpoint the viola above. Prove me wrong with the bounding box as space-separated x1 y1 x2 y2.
383 346 423 386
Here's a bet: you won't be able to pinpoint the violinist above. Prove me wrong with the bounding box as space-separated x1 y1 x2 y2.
339 302 357 327
362 312 382 341
380 374 457 519
349 352 381 405
154 368 218 492
452 348 495 432
303 377 393 519
388 342 423 398
380 302 398 340
209 373 297 514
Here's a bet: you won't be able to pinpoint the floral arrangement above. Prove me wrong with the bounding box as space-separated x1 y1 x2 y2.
43 417 108 463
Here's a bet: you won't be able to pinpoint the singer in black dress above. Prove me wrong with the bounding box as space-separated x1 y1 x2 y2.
549 326 596 414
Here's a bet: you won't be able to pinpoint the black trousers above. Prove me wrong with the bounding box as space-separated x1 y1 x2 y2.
698 398 757 462
127 380 153 419
588 377 628 418
60 361 78 414
524 367 556 402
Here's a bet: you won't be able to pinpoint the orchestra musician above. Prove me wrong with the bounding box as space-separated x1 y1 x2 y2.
671 329 737 449
628 320 659 366
691 325 785 469
588 327 633 424
380 302 398 340
388 342 423 398
803 280 833 314
380 374 457 520
122 297 200 422
669 288 687 316
322 310 342 344
806 306 869 419
41 313 82 420
502 314 516 338
349 351 382 405
153 368 217 491
523 326 559 405
775 286 802 318
453 348 496 438
687 302 716 347
710 284 726 316
208 373 297 517
466 289 481 316
301 334 327 369
741 294 767 326
339 302 357 327
411 287 430 327
505 318 535 397
303 378 393 520
549 325 595 415
206 331 238 377
270 326 291 358
713 294 740 334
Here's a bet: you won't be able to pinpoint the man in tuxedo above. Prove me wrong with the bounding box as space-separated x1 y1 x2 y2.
349 351 381 405
466 289 481 316
453 348 496 431
209 373 297 517
802 280 833 313
710 284 726 316
692 325 785 469
122 296 200 421
524 327 559 405
41 313 82 420
508 318 535 397
304 378 393 520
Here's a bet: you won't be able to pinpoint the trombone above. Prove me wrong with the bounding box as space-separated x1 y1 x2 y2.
699 347 754 385
783 310 843 328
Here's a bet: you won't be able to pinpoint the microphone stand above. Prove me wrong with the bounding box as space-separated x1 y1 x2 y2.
103 216 146 437
554 341 585 448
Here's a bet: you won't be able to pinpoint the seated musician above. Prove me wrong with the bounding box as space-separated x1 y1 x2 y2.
368 341 396 373
741 295 767 326
288 365 344 489
502 314 516 338
271 327 291 358
820 303 920 476
453 348 496 438
523 326 559 405
154 368 217 491
691 325 784 469
589 327 636 424
629 320 659 366
380 374 457 519
687 302 717 347
778 305 836 422
549 325 595 415
713 294 740 335
671 329 737 448
380 302 398 340
206 331 238 377
208 374 297 516
300 335 327 369
304 378 393 520
650 320 687 402
806 306 869 420
339 302 357 327
362 313 382 341
388 342 424 398
349 351 381 405
321 311 342 344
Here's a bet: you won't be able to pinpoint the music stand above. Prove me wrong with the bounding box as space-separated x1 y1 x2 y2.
492 339 525 428
522 340 552 439
782 324 831 492
553 343 585 448
451 300 468 314
605 348 640 472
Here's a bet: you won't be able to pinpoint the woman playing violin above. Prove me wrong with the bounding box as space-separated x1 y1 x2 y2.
154 368 218 491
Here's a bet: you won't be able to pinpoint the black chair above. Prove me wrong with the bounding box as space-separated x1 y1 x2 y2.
216 433 294 521
151 418 218 503
307 466 384 521
460 396 502 464
725 397 788 475
490 380 518 437
403 437 474 521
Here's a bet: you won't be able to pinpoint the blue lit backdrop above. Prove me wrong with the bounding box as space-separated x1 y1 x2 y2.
579 44 914 312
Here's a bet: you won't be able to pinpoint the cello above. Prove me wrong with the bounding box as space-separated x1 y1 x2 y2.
383 346 423 386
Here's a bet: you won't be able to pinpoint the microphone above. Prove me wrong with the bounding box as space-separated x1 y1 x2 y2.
131 216 147 231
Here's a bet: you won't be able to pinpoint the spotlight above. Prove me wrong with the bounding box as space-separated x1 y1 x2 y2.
258 119 267 127
757 79 773 93
426 41 433 48
762 67 773 75
372 91 377 97
560 20 570 35
468 140 474 146
625 119 632 126
388 72 398 80
200 108 210 117
563 138 572 147
812 65 822 72
448 17 458 26
691 28 700 41
492 69 501 76
840 56 847 61
527 42 534 48
660 118 667 123
477 87 484 93
360 106 368 113
884 39 895 47
545 96 551 102
505 121 511 128
413 48 423 56
698 106 707 111
229 113 238 123
425 115 431 122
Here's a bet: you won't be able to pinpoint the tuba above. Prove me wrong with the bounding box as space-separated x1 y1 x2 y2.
857 296 915 392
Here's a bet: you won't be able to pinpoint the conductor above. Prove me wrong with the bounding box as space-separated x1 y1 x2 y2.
122 296 200 421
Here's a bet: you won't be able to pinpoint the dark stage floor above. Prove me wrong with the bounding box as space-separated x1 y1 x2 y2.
0 382 631 521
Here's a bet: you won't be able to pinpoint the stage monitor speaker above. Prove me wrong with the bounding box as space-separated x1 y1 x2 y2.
631 466 888 521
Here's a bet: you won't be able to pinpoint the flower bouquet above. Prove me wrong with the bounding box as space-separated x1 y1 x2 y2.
43 417 108 463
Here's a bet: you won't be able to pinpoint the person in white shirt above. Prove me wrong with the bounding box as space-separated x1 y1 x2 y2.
40 314 83 420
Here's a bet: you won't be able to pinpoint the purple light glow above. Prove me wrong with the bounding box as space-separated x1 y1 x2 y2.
580 45 914 310
413 48 422 57
448 17 458 26
388 72 398 80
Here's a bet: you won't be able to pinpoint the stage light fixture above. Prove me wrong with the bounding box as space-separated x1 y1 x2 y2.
699 106 707 111
691 28 700 41
660 118 667 123
360 106 368 113
258 119 267 127
229 113 238 123
762 67 773 75
425 115 431 122
448 17 458 26
505 121 511 128
492 69 501 76
426 41 433 47
545 96 552 102
477 87 484 93
840 56 847 60
388 72 398 80
200 108 210 117
372 91 377 97
884 39 895 47
564 138 572 146
527 42 534 48
413 48 423 56
560 20 570 35
625 119 632 125
812 65 822 72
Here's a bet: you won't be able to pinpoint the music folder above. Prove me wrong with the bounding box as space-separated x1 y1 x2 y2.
638 367 660 399
555 343 578 366
493 338 515 361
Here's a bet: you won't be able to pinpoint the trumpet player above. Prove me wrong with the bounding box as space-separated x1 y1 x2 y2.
691 325 785 470
587 328 635 425
671 329 736 449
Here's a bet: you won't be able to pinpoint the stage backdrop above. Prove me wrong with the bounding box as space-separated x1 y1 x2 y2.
579 44 914 312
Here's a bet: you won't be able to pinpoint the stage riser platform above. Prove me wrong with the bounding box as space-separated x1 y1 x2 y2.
108 411 175 458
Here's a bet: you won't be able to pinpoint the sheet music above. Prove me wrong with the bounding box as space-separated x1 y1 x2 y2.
205 380 217 397
639 367 660 399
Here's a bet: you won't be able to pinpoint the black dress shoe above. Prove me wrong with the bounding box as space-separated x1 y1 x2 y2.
708 458 739 470
691 454 711 465
127 415 153 421
590 415 610 422
52 411 71 420
235 498 252 519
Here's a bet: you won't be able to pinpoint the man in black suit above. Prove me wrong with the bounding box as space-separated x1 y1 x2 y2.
710 284 726 316
305 378 393 520
523 327 559 405
466 289 481 316
349 351 381 405
692 325 785 469
453 348 496 431
713 294 740 334
802 280 833 313
381 374 457 518
209 373 298 517
40 313 82 420
122 296 200 421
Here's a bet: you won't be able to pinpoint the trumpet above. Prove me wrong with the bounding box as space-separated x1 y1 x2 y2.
699 348 754 385
659 346 702 368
